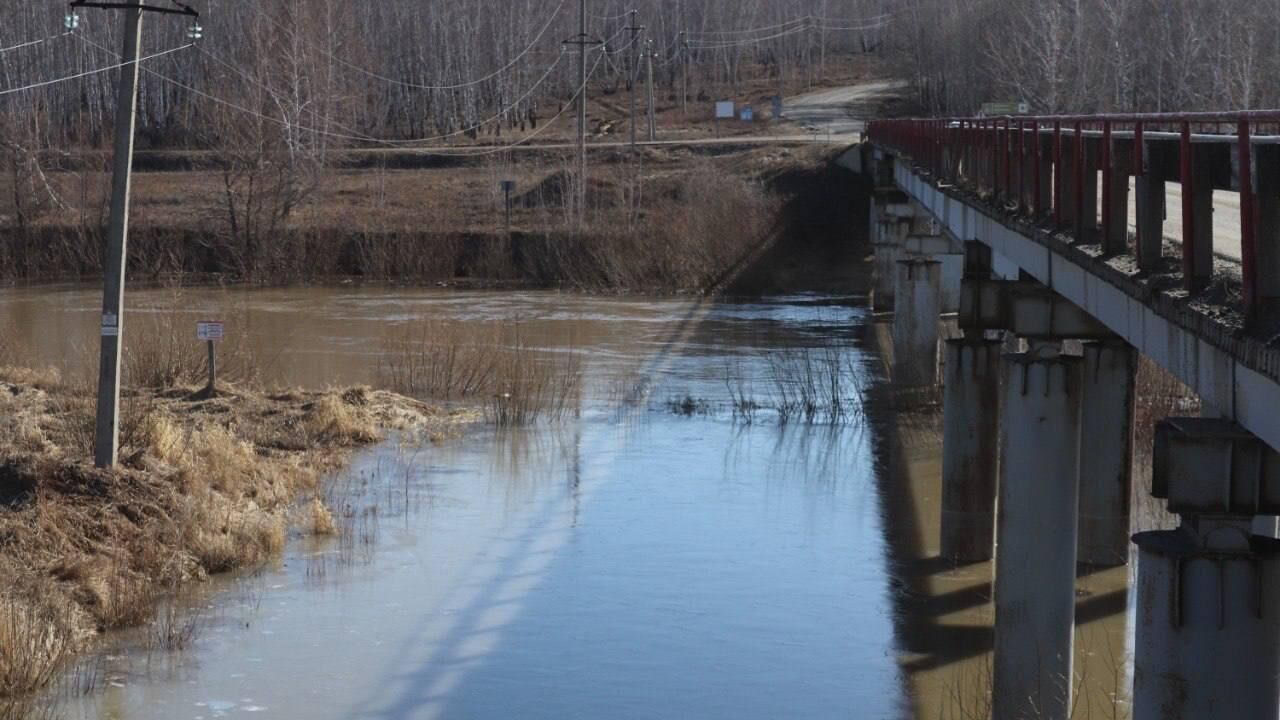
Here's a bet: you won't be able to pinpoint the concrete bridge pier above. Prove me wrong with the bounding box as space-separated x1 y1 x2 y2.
991 347 1083 720
902 230 963 313
891 257 943 386
939 337 1002 561
1077 339 1136 567
872 194 912 311
1132 418 1280 720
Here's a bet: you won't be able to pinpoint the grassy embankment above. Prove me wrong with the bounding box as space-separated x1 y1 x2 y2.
1 146 828 292
0 369 468 717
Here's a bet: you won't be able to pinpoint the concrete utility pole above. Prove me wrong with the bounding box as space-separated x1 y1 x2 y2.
561 0 599 221
628 10 640 150
645 40 656 142
94 4 143 468
679 31 689 116
76 0 199 468
576 0 588 217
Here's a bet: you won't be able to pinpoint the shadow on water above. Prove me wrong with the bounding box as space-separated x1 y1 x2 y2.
345 300 900 719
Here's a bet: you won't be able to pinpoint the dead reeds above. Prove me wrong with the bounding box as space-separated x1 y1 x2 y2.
379 319 582 426
715 346 869 426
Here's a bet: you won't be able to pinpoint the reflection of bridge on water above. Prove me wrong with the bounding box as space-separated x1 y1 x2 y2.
859 113 1280 720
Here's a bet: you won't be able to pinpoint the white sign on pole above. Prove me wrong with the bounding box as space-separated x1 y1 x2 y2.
715 101 735 119
197 321 225 342
101 312 119 337
740 107 754 122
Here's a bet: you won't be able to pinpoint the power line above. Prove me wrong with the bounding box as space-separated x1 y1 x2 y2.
685 12 891 39
0 42 193 96
684 16 891 50
0 31 73 55
79 32 572 147
428 51 607 158
687 24 813 49
239 0 570 92
685 16 814 37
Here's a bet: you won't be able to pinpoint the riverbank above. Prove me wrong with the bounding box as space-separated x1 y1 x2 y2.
0 145 867 294
0 372 475 715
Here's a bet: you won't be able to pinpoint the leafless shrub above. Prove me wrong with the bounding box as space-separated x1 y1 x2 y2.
0 576 78 699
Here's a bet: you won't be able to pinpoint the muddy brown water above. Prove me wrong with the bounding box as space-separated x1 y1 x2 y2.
0 286 1131 719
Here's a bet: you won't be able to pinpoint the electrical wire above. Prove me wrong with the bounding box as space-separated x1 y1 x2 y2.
78 32 571 147
422 50 607 157
239 0 569 92
0 31 73 55
687 24 813 49
77 31 604 154
684 16 813 37
590 8 635 22
0 42 193 96
685 12 892 40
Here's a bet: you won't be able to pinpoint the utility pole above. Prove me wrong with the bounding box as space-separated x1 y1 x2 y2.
562 0 599 221
576 0 588 219
679 31 688 116
628 10 641 151
73 0 199 469
645 39 656 142
820 0 828 81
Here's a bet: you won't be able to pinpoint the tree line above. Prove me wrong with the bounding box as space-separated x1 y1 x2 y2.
0 0 887 150
888 0 1280 115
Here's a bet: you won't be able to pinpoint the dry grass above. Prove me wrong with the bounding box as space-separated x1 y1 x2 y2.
306 498 337 536
0 372 467 702
0 145 802 292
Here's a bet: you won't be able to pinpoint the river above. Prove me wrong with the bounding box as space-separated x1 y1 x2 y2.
2 285 1131 719
0 286 918 719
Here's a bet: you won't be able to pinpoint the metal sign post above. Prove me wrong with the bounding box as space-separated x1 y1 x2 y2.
197 320 224 397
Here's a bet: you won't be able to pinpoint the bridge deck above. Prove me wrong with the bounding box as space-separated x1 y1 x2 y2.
883 154 1280 451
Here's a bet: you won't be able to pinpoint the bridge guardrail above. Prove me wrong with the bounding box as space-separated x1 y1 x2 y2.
867 113 1280 324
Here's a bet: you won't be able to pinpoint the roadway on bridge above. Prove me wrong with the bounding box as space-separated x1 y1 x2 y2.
779 80 907 140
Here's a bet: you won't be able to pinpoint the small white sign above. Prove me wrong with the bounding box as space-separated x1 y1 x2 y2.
740 107 754 122
101 312 119 337
197 321 224 342
715 100 735 119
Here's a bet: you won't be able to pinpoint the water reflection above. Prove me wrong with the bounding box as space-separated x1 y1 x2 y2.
40 292 908 720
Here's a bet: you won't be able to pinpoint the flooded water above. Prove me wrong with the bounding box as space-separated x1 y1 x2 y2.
4 286 1131 719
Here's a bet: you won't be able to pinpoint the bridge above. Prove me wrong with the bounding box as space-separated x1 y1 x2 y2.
859 113 1280 719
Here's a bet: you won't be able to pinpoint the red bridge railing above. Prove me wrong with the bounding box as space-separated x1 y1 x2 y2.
867 113 1280 323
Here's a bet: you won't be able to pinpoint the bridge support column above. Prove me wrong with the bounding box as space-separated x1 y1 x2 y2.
940 338 1002 562
992 348 1083 720
1077 339 1136 567
892 258 942 386
1132 419 1280 720
873 219 906 311
904 232 963 313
